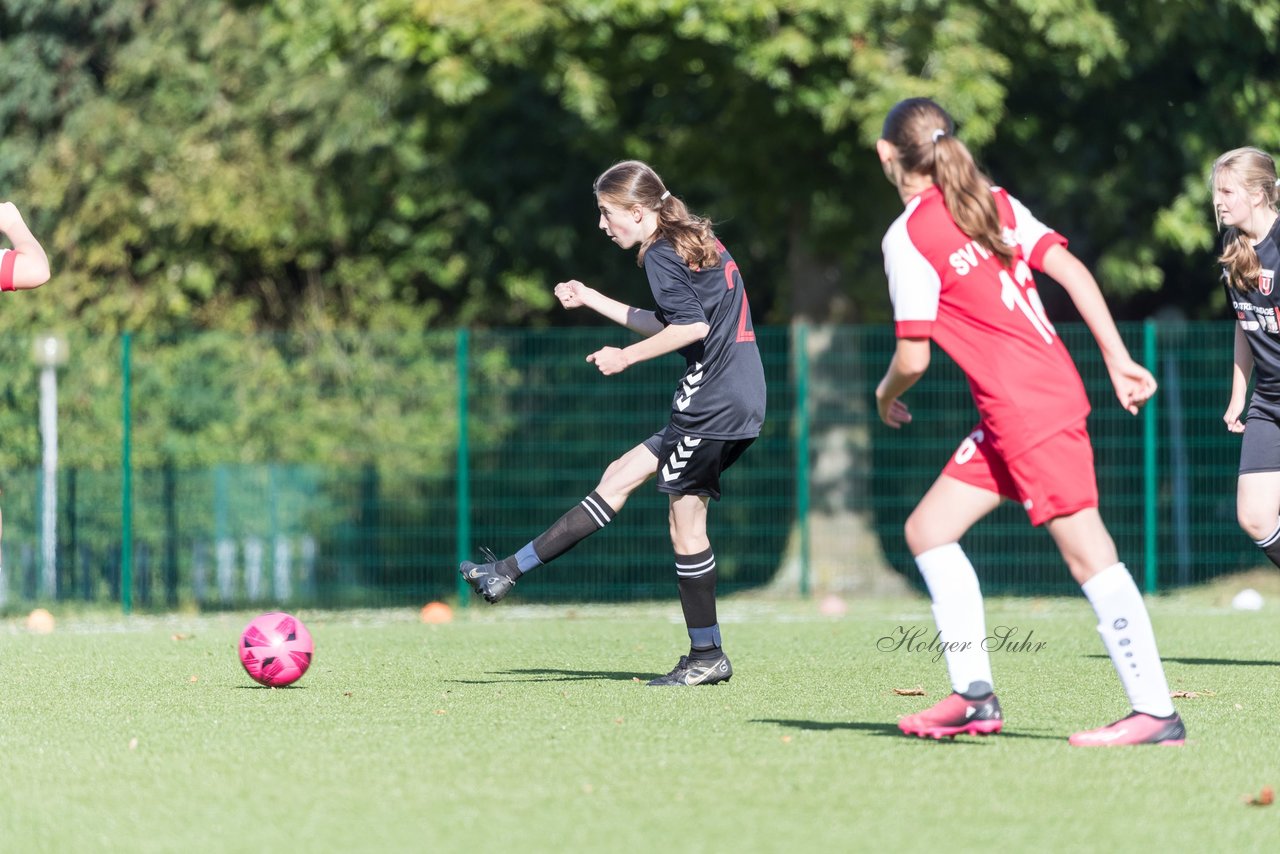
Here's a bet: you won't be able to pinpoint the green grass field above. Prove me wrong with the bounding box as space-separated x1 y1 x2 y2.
3 582 1279 852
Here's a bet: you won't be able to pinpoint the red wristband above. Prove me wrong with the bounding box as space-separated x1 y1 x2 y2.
0 250 15 291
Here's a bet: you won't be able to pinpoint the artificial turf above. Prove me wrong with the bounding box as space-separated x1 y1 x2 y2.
2 588 1278 852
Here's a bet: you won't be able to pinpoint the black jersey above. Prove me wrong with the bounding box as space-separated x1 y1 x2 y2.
1225 217 1280 400
643 237 766 439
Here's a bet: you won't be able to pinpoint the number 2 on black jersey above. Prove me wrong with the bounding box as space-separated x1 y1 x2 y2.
723 259 756 343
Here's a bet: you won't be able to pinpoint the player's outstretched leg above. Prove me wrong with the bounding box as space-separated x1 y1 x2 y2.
459 547 520 603
459 490 623 604
898 682 1004 739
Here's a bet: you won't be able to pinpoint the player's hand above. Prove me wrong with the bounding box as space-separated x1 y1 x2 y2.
586 346 629 376
1107 359 1157 415
555 280 592 309
1224 399 1247 433
877 395 912 428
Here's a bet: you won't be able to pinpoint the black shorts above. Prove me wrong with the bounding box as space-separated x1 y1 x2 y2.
643 427 755 500
1240 398 1280 474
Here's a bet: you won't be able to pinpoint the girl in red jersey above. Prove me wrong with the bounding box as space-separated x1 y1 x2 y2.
0 201 53 586
1214 148 1280 570
0 202 50 291
873 97 1184 746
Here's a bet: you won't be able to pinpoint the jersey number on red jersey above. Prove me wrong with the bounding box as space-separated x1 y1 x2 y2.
999 259 1056 344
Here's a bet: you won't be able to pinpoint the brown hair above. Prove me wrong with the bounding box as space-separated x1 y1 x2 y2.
593 160 721 269
881 97 1015 268
1212 147 1280 292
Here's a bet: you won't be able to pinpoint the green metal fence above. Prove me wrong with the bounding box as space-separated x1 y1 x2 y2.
0 322 1259 612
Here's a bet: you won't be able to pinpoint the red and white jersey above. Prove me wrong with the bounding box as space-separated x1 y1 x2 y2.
0 248 13 290
882 185 1089 457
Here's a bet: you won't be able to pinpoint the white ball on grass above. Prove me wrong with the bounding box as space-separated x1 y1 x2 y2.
1231 588 1264 611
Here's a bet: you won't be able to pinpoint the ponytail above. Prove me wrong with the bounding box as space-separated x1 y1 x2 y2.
882 97 1014 268
1220 230 1264 292
644 194 721 269
594 160 721 269
933 136 1016 268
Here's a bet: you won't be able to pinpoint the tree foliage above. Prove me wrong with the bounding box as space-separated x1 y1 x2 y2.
0 0 1277 468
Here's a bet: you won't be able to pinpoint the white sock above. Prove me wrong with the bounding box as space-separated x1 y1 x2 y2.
1081 563 1175 717
916 543 993 695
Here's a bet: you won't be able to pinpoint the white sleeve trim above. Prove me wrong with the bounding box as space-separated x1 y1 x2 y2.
882 206 941 323
998 189 1057 258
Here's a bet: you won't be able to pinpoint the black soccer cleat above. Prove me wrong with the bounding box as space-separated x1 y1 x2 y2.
459 547 518 603
646 652 733 686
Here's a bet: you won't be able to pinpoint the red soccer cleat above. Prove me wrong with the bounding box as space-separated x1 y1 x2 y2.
898 691 1004 739
1068 711 1186 747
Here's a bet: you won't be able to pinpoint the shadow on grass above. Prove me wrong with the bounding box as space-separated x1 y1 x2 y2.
1085 654 1280 667
752 719 1058 741
448 668 645 684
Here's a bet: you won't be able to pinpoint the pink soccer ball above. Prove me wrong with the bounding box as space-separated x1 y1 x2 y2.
238 612 314 687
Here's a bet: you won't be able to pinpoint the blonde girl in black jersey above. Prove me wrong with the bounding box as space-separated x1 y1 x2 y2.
1214 147 1280 568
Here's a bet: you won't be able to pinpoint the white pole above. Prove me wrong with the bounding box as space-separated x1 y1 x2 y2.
39 358 58 598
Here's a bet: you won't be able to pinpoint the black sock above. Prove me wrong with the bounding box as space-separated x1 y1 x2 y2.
688 627 723 660
531 491 617 564
676 549 718 655
1257 523 1280 570
493 554 520 581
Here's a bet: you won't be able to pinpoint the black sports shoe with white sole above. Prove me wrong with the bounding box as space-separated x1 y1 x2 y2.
458 547 518 603
646 653 733 686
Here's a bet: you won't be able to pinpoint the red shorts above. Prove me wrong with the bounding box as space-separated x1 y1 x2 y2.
941 421 1099 526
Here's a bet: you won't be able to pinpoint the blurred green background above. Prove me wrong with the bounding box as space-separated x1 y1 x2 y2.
0 1 1275 608
0 322 1256 609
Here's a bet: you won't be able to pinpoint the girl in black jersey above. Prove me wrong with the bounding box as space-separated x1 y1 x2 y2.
461 161 765 687
1213 147 1280 569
